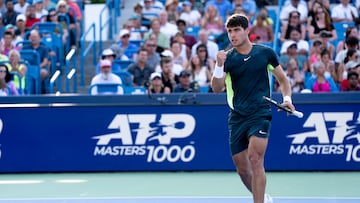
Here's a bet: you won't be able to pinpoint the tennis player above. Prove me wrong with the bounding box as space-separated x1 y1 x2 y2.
211 14 296 203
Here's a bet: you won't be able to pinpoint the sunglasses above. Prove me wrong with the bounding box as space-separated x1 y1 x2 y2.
0 70 6 73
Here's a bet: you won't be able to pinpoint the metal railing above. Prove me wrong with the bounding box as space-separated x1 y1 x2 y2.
65 48 77 93
80 22 96 86
49 70 61 94
99 3 113 56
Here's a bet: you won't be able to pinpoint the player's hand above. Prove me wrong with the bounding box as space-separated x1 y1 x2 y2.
216 50 227 66
280 101 295 113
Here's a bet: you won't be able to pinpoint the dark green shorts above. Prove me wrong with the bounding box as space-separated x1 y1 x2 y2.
228 110 272 155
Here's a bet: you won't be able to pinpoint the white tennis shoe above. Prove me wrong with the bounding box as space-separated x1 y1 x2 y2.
264 193 273 203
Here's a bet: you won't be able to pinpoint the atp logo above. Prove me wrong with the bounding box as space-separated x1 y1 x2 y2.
287 112 360 162
92 114 196 163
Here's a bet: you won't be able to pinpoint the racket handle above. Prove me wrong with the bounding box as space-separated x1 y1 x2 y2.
291 110 304 118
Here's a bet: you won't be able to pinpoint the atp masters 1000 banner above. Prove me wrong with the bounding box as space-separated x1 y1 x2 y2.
0 103 359 172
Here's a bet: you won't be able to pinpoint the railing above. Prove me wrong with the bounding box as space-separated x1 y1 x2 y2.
80 22 96 86
65 48 77 93
49 70 61 94
99 3 113 56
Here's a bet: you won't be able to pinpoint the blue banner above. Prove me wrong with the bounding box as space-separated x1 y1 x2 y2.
0 101 359 172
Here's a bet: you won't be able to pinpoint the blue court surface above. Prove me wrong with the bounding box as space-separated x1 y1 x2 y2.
0 197 359 203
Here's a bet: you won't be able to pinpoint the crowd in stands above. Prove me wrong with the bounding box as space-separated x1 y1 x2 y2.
91 0 360 95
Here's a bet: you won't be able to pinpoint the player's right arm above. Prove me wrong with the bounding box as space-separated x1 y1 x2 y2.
211 50 227 93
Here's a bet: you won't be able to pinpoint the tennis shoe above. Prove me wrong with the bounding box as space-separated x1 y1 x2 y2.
264 193 273 203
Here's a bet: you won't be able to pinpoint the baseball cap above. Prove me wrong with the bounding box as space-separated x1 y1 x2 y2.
34 0 43 3
119 29 130 38
161 50 173 58
5 24 14 30
288 42 297 49
100 59 112 67
182 1 192 6
150 72 162 80
102 49 116 57
179 70 191 77
16 14 26 22
249 34 260 42
313 39 322 46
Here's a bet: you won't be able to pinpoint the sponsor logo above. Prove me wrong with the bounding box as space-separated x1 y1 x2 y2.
244 56 251 61
287 112 360 162
92 114 196 163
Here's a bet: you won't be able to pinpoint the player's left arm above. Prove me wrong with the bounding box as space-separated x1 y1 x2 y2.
272 65 295 112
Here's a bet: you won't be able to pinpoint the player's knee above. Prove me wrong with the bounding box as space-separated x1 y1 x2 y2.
248 153 264 171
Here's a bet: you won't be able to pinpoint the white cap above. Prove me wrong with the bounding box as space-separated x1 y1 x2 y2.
161 50 173 58
16 14 26 22
102 48 115 56
150 72 162 80
119 29 130 38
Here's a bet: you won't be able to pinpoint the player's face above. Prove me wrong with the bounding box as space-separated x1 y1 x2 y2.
227 26 248 47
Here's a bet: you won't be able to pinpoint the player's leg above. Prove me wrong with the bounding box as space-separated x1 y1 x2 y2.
248 135 268 203
232 150 252 192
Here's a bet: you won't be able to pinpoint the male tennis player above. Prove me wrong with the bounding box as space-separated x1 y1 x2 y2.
211 14 296 203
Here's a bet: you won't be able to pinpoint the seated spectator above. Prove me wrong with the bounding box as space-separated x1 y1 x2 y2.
279 42 309 73
143 38 160 71
187 54 211 87
252 7 273 28
196 43 215 73
280 28 309 56
331 0 358 22
175 19 197 51
280 10 306 42
148 72 171 94
191 29 219 60
171 40 188 68
318 30 335 59
336 26 359 55
231 0 257 22
14 14 27 44
158 10 178 39
0 63 19 95
338 48 359 82
307 7 337 41
127 47 154 87
14 0 29 15
33 0 48 19
90 59 123 95
143 18 170 51
56 0 76 48
179 0 201 26
45 8 69 45
3 0 18 27
275 58 304 93
335 36 360 68
173 69 199 93
8 49 26 90
305 61 339 92
165 0 179 24
308 39 323 67
115 29 138 60
142 0 161 21
341 71 360 91
205 0 233 24
128 15 148 40
320 49 337 83
200 4 223 36
24 5 41 30
340 61 360 90
249 12 273 43
279 0 308 25
156 50 184 75
96 49 122 74
159 58 178 92
1 31 20 56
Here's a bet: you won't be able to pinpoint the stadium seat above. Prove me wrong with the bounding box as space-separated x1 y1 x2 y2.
89 83 124 95
113 70 133 87
20 50 42 94
185 26 201 40
112 60 134 71
333 22 355 41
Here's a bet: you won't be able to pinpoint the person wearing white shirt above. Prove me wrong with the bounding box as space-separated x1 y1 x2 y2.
158 10 178 39
14 0 29 15
280 29 309 55
191 29 219 60
179 1 201 26
280 0 308 24
90 59 123 95
331 0 358 22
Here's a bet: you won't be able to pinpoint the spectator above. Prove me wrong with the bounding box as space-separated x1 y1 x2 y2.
280 0 308 24
179 0 201 26
144 18 170 51
341 70 360 91
159 57 178 92
249 12 274 43
127 47 154 87
205 0 233 24
318 30 335 59
56 0 76 48
128 15 148 40
173 69 199 93
8 49 26 90
157 49 183 75
280 28 309 56
200 4 223 36
42 0 56 11
14 0 28 15
1 30 19 56
191 29 219 60
2 0 18 26
335 36 360 70
320 49 337 83
14 13 26 44
338 49 359 82
0 0 6 15
143 38 161 71
0 63 18 95
158 10 178 39
171 40 188 68
90 59 123 95
148 72 171 94
175 19 197 51
331 0 358 22
195 43 215 73
251 7 274 28
336 26 359 55
115 28 138 60
275 58 304 93
280 10 306 42
96 49 122 74
279 42 309 74
305 61 339 92
187 54 211 87
308 39 324 67
307 6 337 41
140 0 164 10
142 0 161 21
34 0 48 19
24 5 40 30
45 8 68 45
165 0 179 24
230 0 257 21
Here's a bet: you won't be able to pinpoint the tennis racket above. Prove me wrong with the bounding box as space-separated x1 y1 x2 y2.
263 96 303 118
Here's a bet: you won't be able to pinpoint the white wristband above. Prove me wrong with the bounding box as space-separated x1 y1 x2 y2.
213 64 224 78
283 95 292 104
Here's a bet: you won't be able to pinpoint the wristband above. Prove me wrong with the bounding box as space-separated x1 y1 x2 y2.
283 95 292 104
213 64 224 78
